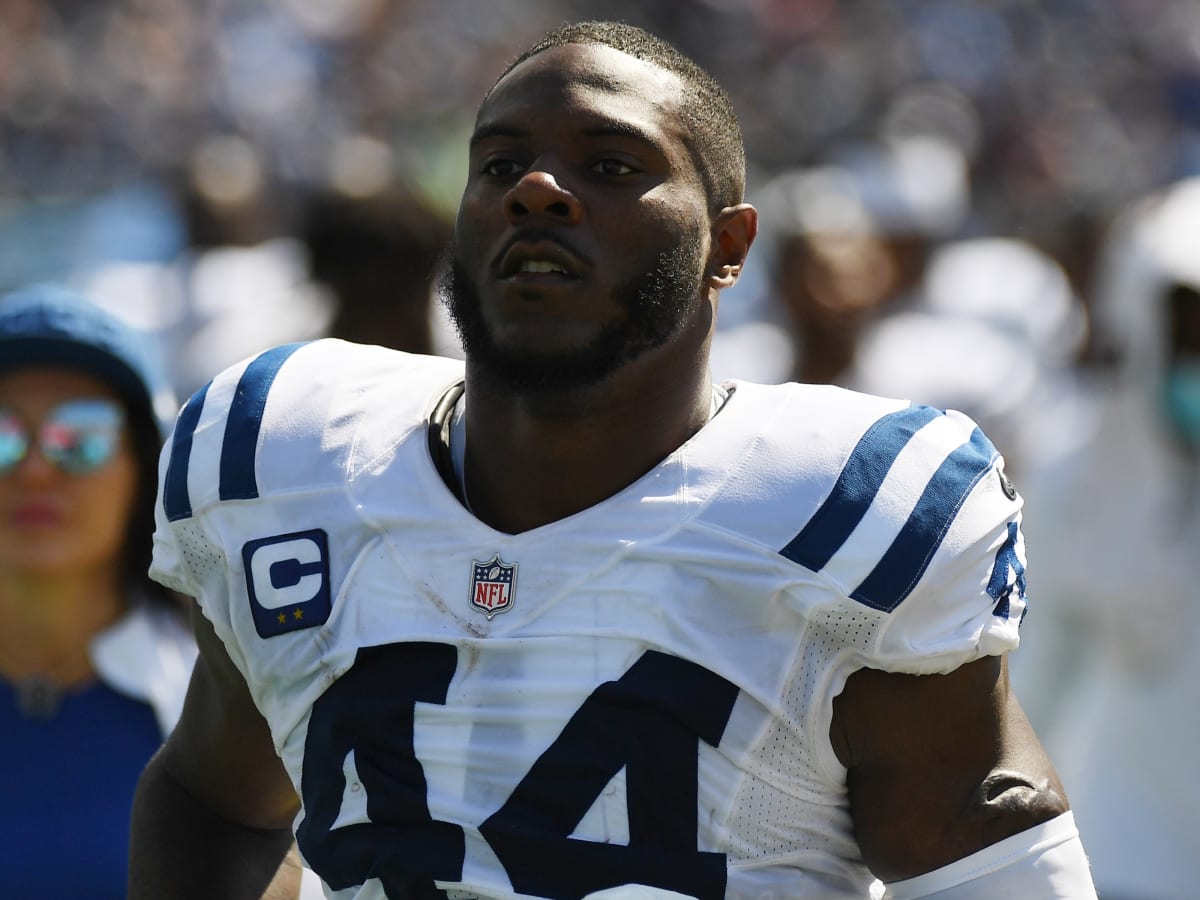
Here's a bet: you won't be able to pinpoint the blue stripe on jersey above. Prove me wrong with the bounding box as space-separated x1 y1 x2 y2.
219 343 306 501
162 383 209 522
779 405 942 571
850 426 998 612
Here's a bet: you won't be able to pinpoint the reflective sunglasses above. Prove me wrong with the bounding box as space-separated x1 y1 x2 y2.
0 399 126 476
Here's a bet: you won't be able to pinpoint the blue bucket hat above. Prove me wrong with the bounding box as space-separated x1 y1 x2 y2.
0 283 177 439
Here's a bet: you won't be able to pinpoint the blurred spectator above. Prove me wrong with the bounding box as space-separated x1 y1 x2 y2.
1011 176 1200 900
82 142 457 403
712 134 968 386
0 284 195 898
297 182 452 355
82 145 335 399
163 148 335 396
843 237 1090 479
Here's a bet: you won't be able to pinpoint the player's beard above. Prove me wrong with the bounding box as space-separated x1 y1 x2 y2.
438 236 707 393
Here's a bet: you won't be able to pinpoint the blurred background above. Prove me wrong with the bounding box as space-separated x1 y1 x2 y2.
4 2 1200 897
5 0 1198 390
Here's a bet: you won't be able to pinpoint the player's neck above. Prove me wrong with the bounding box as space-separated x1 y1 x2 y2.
461 366 715 534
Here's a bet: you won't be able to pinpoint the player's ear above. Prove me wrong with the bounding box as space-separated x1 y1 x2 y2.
707 204 758 290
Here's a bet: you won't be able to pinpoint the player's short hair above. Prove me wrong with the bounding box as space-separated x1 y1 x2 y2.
490 20 746 214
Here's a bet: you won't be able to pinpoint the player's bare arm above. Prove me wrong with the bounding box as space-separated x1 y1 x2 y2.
128 602 302 900
833 653 1068 882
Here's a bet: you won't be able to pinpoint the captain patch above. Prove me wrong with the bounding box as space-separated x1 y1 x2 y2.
243 529 332 638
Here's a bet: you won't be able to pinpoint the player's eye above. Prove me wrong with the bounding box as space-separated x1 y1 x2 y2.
591 158 637 177
480 157 525 178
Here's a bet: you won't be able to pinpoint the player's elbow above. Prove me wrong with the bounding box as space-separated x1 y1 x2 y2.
859 771 1071 882
957 768 1069 853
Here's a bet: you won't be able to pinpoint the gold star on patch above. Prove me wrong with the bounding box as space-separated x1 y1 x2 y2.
293 608 304 621
277 612 287 625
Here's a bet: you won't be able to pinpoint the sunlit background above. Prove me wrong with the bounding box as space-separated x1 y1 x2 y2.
4 0 1197 299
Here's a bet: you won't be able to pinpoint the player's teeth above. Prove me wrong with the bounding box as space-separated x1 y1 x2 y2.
520 260 566 274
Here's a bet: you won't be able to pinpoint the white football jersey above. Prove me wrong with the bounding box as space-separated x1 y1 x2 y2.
150 339 1027 900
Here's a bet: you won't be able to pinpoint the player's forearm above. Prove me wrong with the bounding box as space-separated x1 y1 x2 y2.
128 751 300 900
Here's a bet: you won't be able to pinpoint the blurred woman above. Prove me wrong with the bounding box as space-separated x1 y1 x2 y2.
0 284 195 898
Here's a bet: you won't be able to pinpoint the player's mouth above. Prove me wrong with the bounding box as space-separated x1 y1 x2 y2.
498 241 584 283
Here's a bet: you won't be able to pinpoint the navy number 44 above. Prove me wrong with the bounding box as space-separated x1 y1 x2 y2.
297 643 740 899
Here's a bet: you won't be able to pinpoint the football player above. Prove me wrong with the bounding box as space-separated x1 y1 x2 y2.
129 20 1096 900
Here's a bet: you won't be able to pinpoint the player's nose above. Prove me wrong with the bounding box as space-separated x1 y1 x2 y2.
504 170 582 225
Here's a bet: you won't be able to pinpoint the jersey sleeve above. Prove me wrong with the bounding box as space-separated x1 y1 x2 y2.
147 344 310 677
846 407 1028 674
147 339 382 674
756 392 1028 677
148 469 194 598
147 339 465 728
871 441 1026 673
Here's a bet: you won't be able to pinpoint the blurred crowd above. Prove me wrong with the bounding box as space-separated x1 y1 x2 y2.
2 1 1200 898
2 0 1199 391
4 0 1199 290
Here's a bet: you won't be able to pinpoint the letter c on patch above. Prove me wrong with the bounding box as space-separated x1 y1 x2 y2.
242 529 332 638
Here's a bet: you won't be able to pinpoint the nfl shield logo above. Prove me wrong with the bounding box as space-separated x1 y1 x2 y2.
469 554 517 619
